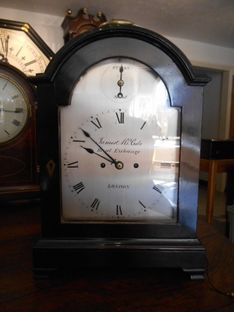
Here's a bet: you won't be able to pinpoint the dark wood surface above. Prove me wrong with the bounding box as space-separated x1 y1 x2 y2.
200 158 234 223
201 139 234 160
0 202 234 312
200 139 234 223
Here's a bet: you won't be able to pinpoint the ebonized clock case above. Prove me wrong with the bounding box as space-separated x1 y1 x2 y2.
33 24 209 279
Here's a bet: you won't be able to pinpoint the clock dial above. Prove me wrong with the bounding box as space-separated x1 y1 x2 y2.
0 73 30 144
0 25 51 75
60 58 181 223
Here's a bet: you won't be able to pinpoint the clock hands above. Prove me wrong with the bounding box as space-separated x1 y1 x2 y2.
80 128 116 163
80 146 114 164
80 128 124 170
116 65 126 99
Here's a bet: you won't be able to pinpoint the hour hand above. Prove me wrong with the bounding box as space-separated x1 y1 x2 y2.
81 146 124 170
80 146 114 164
2 108 23 113
80 129 124 170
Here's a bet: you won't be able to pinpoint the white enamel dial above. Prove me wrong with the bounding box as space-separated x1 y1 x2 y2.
60 58 181 223
0 27 50 75
0 74 30 144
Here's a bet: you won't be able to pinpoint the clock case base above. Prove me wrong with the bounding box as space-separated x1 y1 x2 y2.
33 238 206 280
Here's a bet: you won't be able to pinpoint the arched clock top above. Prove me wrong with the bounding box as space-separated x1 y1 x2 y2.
35 25 209 107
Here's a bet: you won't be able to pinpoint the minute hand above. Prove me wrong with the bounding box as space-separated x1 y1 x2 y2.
80 128 117 164
1 108 23 113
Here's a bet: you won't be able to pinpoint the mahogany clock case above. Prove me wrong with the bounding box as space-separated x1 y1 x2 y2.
33 25 209 277
0 62 38 191
0 18 54 201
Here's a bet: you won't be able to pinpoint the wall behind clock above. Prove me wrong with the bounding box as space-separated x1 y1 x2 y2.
0 5 234 143
0 6 234 69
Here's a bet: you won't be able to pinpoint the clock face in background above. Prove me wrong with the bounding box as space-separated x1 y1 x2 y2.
60 58 181 223
0 72 30 145
0 24 51 75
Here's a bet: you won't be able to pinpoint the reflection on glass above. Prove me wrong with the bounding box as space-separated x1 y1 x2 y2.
152 136 180 209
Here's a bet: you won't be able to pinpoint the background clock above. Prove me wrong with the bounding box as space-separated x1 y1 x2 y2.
0 70 31 145
0 18 54 76
0 69 30 144
0 19 54 202
33 24 209 279
0 62 36 193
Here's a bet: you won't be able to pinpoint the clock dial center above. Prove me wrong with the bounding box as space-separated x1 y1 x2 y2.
115 160 124 170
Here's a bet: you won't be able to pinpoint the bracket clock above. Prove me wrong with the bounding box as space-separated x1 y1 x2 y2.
0 19 54 201
33 22 209 279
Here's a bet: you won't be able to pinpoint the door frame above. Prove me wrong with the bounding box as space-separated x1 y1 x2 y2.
194 62 234 191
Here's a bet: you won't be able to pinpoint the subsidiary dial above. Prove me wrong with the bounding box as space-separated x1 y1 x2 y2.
100 59 146 101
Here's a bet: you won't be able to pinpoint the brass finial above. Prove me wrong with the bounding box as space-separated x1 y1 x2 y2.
66 9 72 15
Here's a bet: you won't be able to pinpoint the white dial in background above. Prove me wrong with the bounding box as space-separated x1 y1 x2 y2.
0 74 29 144
60 58 181 223
0 27 50 75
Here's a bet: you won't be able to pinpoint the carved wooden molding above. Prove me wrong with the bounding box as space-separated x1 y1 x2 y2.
61 8 107 43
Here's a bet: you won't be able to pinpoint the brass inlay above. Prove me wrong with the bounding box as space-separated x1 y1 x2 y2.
46 160 56 177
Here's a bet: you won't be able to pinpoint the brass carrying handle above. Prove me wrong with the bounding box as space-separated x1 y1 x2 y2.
99 19 134 28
